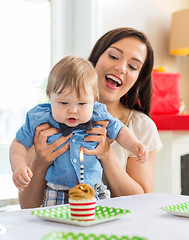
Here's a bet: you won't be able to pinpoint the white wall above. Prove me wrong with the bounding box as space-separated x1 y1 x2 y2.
51 0 189 111
51 0 102 64
100 0 189 111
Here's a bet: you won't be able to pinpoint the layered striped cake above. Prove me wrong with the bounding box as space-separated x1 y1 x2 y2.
69 184 96 221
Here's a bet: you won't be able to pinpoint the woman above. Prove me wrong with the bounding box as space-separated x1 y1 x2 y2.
13 27 161 208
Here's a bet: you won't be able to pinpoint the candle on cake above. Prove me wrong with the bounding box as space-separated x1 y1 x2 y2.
68 148 96 221
80 149 84 184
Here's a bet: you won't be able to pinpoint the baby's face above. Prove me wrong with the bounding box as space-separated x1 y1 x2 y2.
50 87 95 127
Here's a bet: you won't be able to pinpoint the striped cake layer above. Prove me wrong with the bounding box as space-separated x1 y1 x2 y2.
69 199 96 221
70 208 95 214
69 201 96 209
70 210 95 221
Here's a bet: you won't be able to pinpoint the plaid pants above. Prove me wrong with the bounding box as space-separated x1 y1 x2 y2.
42 181 110 207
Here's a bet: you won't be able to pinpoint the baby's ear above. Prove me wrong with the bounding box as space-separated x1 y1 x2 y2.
48 94 52 101
95 95 99 102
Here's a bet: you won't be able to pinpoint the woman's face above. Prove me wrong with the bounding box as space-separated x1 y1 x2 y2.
95 37 147 104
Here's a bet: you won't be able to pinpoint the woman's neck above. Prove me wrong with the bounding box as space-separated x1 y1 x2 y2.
101 100 131 125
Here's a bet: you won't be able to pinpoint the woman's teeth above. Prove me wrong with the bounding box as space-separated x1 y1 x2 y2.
106 74 122 87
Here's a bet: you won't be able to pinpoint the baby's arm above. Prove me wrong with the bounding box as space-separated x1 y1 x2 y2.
9 138 33 191
115 126 148 163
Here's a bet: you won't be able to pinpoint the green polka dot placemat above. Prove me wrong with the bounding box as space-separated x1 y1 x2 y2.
161 202 189 217
31 205 131 226
42 231 147 240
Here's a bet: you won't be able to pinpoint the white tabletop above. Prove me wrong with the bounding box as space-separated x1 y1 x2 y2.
0 193 189 240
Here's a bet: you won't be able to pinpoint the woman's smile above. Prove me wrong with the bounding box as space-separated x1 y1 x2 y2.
105 74 123 90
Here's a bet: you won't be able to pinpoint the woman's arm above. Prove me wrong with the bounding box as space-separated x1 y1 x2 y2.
101 148 156 197
19 124 72 208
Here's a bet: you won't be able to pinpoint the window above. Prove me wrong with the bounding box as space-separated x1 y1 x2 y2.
0 0 51 201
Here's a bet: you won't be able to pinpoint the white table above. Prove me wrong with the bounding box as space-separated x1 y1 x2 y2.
0 193 189 240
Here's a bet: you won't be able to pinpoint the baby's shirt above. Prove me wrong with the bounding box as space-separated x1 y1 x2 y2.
16 101 124 188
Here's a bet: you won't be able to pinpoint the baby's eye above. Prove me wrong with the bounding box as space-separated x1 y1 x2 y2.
109 54 119 60
61 102 68 105
79 102 86 105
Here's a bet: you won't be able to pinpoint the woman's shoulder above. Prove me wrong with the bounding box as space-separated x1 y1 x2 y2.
127 110 162 151
127 110 157 129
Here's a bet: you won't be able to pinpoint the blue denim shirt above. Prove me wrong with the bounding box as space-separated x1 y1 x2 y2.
16 102 124 188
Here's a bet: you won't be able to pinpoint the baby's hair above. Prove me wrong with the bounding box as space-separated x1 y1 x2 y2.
46 55 99 100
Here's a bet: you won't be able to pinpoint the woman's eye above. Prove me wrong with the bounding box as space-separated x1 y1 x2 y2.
109 54 119 60
129 64 137 70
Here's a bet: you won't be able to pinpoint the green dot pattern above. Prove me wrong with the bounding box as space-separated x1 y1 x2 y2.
31 205 70 220
161 202 189 215
31 205 131 222
42 231 148 240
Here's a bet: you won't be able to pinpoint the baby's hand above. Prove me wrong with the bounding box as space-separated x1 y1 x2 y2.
133 143 148 164
12 167 33 191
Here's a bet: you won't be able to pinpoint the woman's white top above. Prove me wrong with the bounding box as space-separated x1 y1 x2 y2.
111 110 162 170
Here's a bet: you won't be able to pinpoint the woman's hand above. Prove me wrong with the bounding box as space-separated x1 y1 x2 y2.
82 120 111 161
33 123 72 166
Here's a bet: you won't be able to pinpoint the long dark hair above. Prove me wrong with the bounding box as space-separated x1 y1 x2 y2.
88 27 154 116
